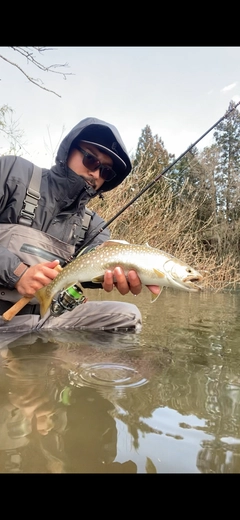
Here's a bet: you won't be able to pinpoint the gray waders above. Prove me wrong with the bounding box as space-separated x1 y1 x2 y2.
0 166 142 346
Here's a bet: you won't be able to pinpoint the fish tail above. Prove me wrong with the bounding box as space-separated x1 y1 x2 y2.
35 286 53 318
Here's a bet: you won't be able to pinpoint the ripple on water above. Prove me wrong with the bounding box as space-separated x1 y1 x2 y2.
68 363 148 389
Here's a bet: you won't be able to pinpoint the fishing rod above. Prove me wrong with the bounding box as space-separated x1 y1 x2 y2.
73 100 240 259
2 101 240 322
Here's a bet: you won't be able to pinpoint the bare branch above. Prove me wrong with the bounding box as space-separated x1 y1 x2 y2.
43 124 67 165
0 47 74 97
11 47 72 77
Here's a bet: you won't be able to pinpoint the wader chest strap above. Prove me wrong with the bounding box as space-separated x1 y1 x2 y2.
18 165 42 227
78 207 93 241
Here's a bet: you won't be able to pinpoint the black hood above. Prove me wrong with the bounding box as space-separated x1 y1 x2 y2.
56 117 132 193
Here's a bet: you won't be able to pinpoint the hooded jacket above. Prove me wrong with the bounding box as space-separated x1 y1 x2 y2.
0 117 132 289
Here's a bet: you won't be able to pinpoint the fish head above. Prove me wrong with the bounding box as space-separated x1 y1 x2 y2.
163 258 203 291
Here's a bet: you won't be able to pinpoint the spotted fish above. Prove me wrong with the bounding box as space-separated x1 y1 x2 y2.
35 240 203 317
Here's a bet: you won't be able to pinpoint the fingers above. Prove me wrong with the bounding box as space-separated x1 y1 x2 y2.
127 270 142 295
146 285 161 295
102 268 142 296
15 260 61 297
102 268 161 297
43 260 60 269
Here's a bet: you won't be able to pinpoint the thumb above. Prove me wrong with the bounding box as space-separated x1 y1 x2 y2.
42 259 60 269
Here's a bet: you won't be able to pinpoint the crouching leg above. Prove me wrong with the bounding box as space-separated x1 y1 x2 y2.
39 300 142 333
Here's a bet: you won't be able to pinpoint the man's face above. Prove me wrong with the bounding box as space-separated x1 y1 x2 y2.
67 141 114 190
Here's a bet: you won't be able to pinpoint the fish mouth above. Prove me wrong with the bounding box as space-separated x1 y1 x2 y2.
183 274 203 291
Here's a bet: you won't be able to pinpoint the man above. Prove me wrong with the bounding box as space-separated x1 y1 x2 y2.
0 117 159 337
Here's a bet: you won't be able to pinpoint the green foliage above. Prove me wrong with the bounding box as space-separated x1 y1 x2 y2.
130 124 174 215
213 100 240 223
132 124 173 178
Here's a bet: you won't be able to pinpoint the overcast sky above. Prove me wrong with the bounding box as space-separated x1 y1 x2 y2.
0 46 240 167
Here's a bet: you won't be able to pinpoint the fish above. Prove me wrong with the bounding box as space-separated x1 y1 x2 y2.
35 240 204 318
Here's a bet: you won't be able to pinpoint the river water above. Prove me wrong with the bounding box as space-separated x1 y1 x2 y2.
0 287 240 473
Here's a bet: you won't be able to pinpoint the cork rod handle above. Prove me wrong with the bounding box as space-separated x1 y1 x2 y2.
2 264 62 322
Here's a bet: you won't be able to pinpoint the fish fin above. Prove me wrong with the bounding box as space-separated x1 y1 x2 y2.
150 288 163 303
35 287 53 318
91 275 105 283
100 240 129 247
153 268 165 278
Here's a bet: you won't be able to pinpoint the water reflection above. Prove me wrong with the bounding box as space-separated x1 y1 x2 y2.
0 339 138 473
0 331 170 473
1 289 240 473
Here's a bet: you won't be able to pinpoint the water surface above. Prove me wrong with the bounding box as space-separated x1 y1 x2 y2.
0 288 240 473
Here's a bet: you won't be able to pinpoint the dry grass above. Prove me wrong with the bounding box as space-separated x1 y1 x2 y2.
88 164 239 292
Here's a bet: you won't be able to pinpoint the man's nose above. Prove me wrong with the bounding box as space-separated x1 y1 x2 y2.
91 167 101 178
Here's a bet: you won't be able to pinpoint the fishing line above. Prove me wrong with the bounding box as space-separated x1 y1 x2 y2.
73 101 240 260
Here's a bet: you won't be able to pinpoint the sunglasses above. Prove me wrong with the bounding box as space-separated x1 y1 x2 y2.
75 145 117 182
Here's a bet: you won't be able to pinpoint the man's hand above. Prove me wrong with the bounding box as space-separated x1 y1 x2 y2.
15 260 60 297
102 267 160 296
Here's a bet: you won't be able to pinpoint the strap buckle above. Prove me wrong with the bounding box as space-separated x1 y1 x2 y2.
19 188 40 226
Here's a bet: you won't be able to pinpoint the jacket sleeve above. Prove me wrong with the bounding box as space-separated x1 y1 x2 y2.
0 156 29 288
0 247 28 288
79 210 111 289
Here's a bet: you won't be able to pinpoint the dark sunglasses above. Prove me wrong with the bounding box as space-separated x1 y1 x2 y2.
75 145 117 182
